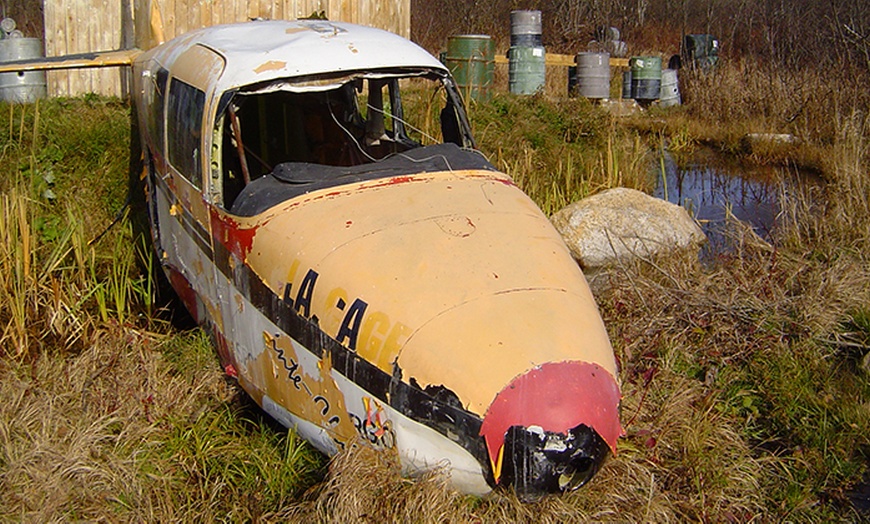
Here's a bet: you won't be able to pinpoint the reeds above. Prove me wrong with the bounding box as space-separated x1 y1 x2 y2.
0 99 146 359
467 93 654 214
0 77 867 521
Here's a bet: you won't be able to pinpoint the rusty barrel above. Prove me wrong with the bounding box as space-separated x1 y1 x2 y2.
444 35 495 102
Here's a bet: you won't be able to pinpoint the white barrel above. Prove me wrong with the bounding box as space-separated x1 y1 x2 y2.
660 68 681 107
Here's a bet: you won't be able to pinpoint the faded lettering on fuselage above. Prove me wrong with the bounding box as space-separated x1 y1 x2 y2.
350 397 395 449
279 260 411 370
252 332 357 444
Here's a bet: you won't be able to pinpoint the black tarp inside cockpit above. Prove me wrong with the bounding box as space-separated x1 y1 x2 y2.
229 143 496 217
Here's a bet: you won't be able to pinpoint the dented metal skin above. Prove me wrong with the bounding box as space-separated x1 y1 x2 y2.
11 19 624 496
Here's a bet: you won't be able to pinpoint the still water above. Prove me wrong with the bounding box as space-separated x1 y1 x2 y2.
653 148 817 254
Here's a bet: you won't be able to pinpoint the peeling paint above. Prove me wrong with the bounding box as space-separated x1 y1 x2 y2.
479 360 623 485
249 332 357 444
209 207 260 260
253 60 286 74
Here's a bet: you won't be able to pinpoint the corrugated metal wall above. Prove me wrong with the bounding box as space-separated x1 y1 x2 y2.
44 0 411 97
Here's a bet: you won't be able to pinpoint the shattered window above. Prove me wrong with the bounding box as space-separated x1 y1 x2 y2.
167 78 205 188
218 72 474 210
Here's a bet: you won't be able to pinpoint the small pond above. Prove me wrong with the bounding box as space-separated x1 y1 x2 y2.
653 147 820 256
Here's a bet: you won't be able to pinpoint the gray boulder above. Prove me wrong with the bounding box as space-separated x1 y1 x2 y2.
551 187 705 269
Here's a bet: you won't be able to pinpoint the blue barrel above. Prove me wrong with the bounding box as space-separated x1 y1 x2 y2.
0 38 46 103
622 70 632 99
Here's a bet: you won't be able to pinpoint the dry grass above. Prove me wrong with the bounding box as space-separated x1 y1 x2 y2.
265 97 870 521
0 325 226 521
0 66 868 520
0 326 325 522
469 93 653 215
663 59 870 168
270 365 765 523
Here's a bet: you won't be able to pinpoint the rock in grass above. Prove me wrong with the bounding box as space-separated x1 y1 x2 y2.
551 187 705 269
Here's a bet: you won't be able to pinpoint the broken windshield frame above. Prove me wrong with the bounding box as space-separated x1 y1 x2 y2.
213 68 476 210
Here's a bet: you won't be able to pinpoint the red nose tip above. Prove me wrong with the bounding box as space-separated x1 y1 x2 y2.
479 360 623 484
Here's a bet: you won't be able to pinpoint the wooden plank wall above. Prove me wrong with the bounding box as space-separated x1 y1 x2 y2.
44 0 411 97
44 0 129 97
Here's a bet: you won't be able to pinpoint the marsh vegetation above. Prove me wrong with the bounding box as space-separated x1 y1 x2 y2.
1 7 869 520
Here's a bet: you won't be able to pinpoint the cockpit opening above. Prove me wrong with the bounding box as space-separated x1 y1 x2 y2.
215 72 473 211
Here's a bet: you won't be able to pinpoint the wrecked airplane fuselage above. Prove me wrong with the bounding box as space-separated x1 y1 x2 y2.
130 20 622 497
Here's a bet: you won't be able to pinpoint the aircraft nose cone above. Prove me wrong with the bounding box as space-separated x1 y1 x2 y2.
479 360 622 497
501 423 610 500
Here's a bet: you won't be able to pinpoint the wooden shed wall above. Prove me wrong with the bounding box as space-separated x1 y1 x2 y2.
44 0 411 97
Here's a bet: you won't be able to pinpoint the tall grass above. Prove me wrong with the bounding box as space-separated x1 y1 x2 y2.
0 326 325 521
0 100 148 358
469 93 653 214
0 77 867 521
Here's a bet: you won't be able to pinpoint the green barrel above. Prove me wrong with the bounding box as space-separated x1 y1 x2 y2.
630 56 661 100
509 46 545 95
444 35 495 102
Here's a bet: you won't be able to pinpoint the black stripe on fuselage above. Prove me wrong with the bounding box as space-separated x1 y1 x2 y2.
152 174 214 259
150 171 489 469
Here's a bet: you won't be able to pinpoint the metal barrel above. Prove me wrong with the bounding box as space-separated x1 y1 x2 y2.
509 10 545 95
629 55 661 100
444 34 495 102
508 46 546 95
510 10 542 47
659 68 681 107
608 40 628 58
0 38 47 103
567 66 577 96
622 70 632 99
575 52 610 99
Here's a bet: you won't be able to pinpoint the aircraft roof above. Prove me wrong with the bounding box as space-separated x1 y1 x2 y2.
146 19 448 91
